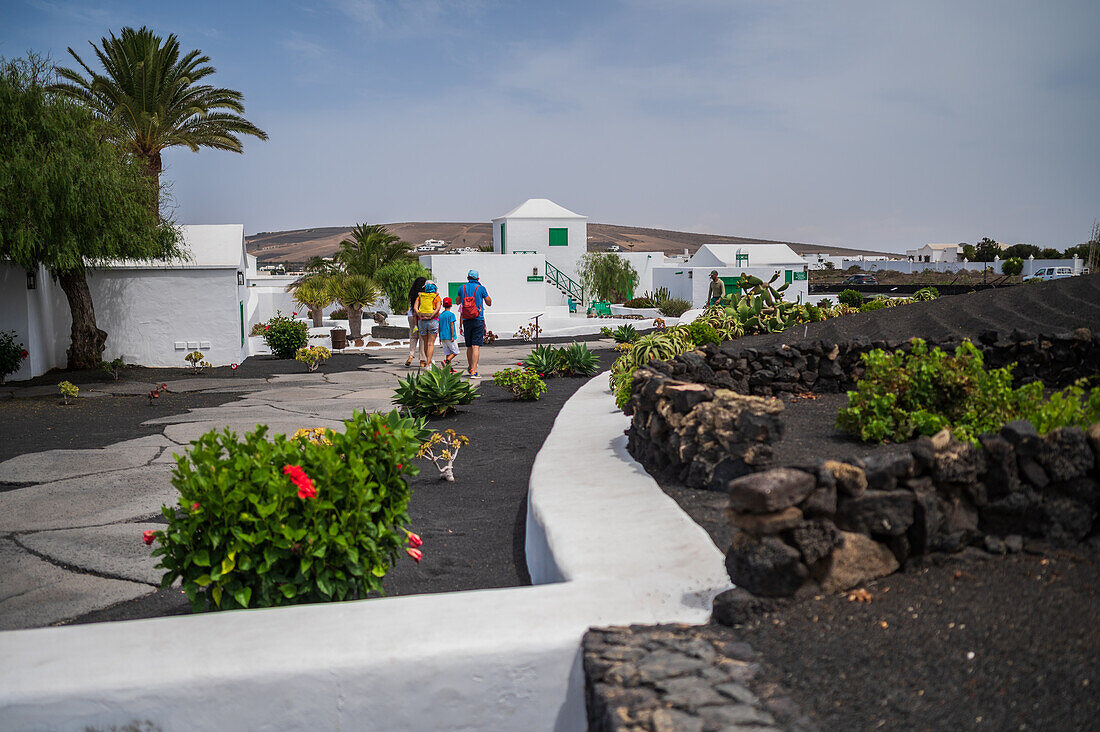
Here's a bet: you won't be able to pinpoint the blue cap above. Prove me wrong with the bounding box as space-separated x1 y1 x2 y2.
424 282 438 293
467 269 479 280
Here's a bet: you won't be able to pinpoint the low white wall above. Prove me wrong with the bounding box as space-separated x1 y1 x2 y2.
842 256 1087 275
420 253 559 311
0 376 731 730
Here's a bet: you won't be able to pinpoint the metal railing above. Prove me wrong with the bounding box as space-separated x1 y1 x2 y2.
544 260 585 304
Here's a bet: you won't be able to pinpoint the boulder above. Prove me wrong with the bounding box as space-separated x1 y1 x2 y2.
1001 420 1041 458
978 434 1021 499
711 588 774 626
726 468 816 513
835 490 916 536
816 531 900 593
724 532 808 597
861 451 915 492
931 437 986 488
823 460 868 497
727 506 803 535
1039 496 1096 546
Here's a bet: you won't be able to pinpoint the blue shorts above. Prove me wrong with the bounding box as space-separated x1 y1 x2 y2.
463 319 485 347
418 318 439 336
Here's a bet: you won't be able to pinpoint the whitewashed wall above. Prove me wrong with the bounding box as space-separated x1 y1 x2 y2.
494 216 587 283
88 268 247 368
651 265 809 308
419 252 553 314
844 256 1087 275
616 252 668 299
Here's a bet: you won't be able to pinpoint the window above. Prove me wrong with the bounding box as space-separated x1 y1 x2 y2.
549 228 568 246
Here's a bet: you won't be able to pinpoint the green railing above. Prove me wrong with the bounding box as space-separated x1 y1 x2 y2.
545 260 585 304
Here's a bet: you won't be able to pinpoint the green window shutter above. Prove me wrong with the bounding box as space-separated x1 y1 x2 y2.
784 270 793 284
239 301 245 346
549 228 568 246
719 276 739 292
448 282 465 303
500 222 506 253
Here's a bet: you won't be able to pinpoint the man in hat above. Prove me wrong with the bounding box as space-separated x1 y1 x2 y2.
707 270 725 307
457 269 492 378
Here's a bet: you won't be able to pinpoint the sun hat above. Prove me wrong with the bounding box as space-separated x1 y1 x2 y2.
442 297 452 307
710 270 719 277
467 269 479 280
424 282 438 293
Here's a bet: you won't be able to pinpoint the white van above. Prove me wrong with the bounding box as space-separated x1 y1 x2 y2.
1023 266 1074 282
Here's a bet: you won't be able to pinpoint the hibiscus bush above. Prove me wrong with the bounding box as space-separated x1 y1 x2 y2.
148 409 425 611
262 311 308 358
0 330 28 383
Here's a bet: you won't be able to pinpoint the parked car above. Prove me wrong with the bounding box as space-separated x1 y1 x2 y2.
842 274 878 285
1023 266 1075 282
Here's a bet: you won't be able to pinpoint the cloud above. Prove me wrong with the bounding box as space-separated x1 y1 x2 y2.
327 0 488 35
283 32 327 60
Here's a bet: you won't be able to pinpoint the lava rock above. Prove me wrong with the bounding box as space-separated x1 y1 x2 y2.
1040 496 1096 545
1001 420 1041 458
727 506 804 535
835 489 916 536
711 588 774 626
978 433 1021 499
815 531 900 593
1088 422 1100 469
786 519 843 565
861 451 915 492
1039 427 1094 482
727 468 816 513
823 459 868 497
724 532 808 597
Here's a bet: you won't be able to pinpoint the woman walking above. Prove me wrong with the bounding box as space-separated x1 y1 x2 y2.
404 276 427 367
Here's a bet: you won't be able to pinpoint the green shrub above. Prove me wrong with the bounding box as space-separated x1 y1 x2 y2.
329 308 348 320
686 319 721 346
859 297 890 312
837 339 1100 443
838 289 864 307
623 297 657 309
263 311 309 358
608 330 696 398
100 356 125 380
803 304 824 322
912 287 939 301
658 297 692 317
148 410 423 610
558 342 601 377
1002 257 1024 276
0 330 28 383
614 372 636 410
817 298 834 309
524 344 563 376
493 367 547 400
393 365 479 416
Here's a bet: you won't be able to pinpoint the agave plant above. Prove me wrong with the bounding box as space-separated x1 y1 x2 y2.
610 324 640 344
523 344 562 376
392 366 479 417
558 342 601 377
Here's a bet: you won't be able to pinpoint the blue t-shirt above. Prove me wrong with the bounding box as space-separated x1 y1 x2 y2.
458 282 489 321
438 310 457 340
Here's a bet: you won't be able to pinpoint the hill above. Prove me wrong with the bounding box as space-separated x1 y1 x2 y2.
245 222 898 264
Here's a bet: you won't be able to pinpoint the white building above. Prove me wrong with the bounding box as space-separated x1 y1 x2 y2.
906 243 964 262
492 199 588 295
650 243 810 306
1 225 251 380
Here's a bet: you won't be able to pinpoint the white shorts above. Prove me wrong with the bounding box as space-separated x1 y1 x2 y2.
440 339 459 356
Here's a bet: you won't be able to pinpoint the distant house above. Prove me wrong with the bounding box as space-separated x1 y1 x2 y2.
1 225 251 380
906 243 964 262
415 239 447 252
651 243 810 307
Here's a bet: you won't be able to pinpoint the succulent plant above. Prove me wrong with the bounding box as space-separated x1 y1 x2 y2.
392 366 479 417
558 342 601 376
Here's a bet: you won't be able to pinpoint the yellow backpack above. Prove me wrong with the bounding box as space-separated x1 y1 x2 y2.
416 291 439 318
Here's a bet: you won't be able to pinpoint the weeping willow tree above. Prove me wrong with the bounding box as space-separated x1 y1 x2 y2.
579 252 638 303
0 55 183 369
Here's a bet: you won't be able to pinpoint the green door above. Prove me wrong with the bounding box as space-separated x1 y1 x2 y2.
500 222 506 254
448 282 465 304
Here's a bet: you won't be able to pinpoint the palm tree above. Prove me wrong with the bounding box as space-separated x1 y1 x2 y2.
333 275 378 340
337 223 414 281
292 278 335 328
51 26 268 209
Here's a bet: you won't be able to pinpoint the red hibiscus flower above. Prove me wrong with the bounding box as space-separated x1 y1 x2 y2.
407 531 423 548
283 465 318 499
192 502 200 510
20 350 28 359
142 530 156 545
406 547 423 563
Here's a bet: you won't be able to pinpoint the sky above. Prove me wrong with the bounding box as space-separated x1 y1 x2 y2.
3 0 1098 253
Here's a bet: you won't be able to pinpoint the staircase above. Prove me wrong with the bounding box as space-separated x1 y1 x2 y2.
545 260 585 305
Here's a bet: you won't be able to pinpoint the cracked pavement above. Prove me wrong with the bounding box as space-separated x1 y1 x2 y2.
0 343 555 630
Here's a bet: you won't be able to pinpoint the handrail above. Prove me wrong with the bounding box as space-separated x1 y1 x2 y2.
544 260 585 304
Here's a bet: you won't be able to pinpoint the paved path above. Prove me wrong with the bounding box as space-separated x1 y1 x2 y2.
0 342 583 630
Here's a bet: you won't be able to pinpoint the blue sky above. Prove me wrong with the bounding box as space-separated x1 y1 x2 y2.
3 0 1098 252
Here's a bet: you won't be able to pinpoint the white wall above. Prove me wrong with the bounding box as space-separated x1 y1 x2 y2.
652 264 809 308
89 268 247 368
494 216 587 283
847 256 1086 275
616 252 668 300
419 252 554 314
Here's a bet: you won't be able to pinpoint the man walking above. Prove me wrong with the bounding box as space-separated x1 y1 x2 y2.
707 270 725 307
457 269 492 378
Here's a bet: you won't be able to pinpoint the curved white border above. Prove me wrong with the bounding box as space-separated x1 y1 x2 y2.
0 374 730 731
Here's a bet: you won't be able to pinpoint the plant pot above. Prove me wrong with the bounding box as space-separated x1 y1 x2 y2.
354 338 364 347
330 328 347 349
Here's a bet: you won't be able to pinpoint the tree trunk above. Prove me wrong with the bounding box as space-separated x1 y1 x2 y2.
140 150 163 219
348 307 363 339
57 270 107 370
312 306 323 328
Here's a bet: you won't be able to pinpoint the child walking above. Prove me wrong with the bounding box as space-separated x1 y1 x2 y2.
438 297 459 371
